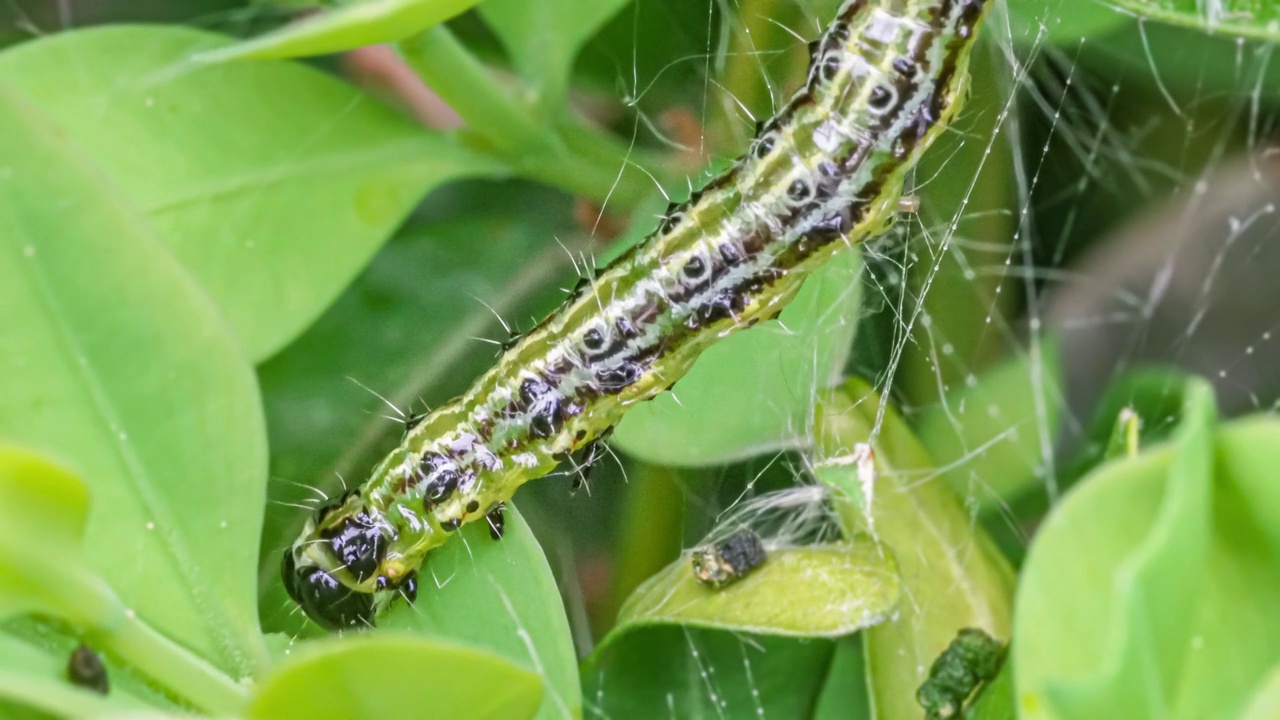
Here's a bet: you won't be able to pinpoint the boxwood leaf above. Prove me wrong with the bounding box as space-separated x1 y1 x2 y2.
249 634 540 720
0 26 505 360
0 83 269 675
198 0 484 63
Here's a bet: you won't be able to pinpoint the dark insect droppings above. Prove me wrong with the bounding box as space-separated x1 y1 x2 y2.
67 644 108 695
691 528 768 589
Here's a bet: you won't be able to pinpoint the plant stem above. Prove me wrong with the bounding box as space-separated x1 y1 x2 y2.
65 572 249 716
399 25 555 158
398 26 677 212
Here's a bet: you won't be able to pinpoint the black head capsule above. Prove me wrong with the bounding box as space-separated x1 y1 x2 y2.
281 551 375 631
321 512 386 583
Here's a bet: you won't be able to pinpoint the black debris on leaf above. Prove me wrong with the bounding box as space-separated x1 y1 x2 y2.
691 527 768 589
67 643 108 695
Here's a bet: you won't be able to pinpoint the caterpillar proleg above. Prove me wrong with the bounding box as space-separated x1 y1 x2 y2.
284 0 994 630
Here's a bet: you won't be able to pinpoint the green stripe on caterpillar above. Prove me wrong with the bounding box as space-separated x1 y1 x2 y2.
284 0 995 630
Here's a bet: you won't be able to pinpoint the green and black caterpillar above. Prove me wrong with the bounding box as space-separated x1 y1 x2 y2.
284 0 994 629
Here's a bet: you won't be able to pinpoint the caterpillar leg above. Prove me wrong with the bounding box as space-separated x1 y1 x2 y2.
570 430 610 494
486 503 506 540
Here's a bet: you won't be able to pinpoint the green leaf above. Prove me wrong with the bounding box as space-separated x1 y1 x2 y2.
614 542 901 637
197 0 484 62
0 26 505 361
248 634 541 720
0 84 269 675
965 657 1015 720
0 669 119 720
1108 0 1280 41
0 449 100 624
0 457 139 719
916 340 1063 507
613 248 862 466
1004 0 1128 44
376 507 579 720
583 627 835 719
1240 664 1280 720
812 379 1016 720
1016 386 1280 719
813 636 872 720
479 0 631 116
0 451 247 714
0 450 88 603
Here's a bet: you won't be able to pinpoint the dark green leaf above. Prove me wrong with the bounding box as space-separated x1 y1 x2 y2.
1109 0 1280 41
583 627 834 719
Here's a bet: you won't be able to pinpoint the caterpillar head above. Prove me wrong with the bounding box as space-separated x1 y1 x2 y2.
282 491 415 630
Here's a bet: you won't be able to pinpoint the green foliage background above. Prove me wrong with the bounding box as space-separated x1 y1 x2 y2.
1 0 1279 718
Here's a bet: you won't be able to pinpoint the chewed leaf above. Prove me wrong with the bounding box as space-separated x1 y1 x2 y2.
613 248 861 466
617 542 901 637
196 0 483 62
0 448 90 619
248 634 541 720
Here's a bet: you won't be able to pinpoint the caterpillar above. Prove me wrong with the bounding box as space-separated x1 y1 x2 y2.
283 0 994 630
